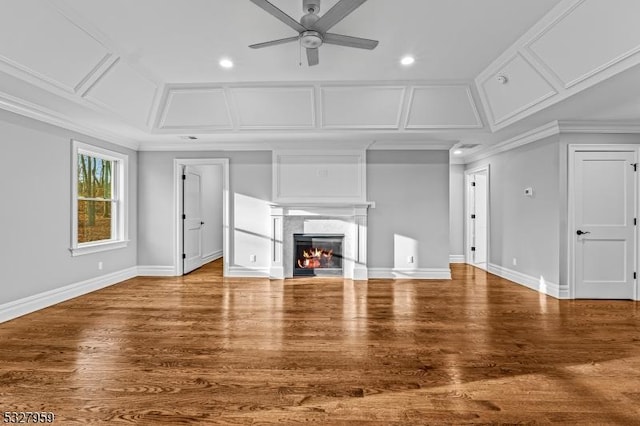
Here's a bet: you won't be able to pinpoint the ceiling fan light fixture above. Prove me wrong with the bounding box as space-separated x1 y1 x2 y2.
300 31 323 48
219 58 234 69
400 55 415 66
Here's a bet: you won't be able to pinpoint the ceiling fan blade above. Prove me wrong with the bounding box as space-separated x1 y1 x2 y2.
249 36 299 49
324 33 378 49
311 0 368 33
307 48 319 66
249 0 307 33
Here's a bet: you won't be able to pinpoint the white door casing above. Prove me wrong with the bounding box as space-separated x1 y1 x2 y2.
573 150 636 299
473 172 488 266
183 166 204 274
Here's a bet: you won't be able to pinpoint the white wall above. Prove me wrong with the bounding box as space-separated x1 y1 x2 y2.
467 135 561 284
137 151 272 272
0 109 137 306
194 165 223 261
367 151 450 271
449 164 465 259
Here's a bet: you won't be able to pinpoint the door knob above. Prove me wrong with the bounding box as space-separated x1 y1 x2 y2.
576 230 591 235
201 221 205 225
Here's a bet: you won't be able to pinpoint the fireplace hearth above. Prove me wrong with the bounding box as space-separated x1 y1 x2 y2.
293 234 344 277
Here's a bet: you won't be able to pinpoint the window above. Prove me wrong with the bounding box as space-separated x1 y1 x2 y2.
70 140 128 256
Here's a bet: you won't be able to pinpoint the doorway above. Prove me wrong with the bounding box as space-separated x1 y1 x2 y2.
174 159 230 276
465 165 489 270
569 146 637 299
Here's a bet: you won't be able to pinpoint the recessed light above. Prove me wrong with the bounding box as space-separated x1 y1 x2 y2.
219 58 234 69
400 55 415 66
453 149 463 155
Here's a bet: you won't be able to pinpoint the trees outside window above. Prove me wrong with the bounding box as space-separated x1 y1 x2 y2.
71 141 128 256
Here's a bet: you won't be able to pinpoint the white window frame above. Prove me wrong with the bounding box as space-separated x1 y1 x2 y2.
70 140 129 256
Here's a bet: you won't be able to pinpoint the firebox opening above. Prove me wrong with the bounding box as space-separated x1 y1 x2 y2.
293 234 344 277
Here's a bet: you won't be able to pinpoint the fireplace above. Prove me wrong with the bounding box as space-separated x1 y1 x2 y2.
293 234 344 277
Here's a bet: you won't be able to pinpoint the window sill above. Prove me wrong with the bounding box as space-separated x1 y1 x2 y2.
70 240 129 257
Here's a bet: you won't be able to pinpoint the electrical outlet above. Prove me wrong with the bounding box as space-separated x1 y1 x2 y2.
407 256 414 264
98 261 103 270
512 258 517 266
250 254 256 263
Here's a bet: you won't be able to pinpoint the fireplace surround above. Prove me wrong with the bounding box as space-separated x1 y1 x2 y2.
269 203 370 280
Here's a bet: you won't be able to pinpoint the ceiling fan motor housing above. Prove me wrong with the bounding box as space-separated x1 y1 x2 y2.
303 0 320 14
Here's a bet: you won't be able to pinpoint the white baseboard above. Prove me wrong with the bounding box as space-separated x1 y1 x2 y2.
0 267 138 324
488 263 566 299
368 268 452 280
202 249 223 264
227 266 270 278
449 255 465 264
137 265 176 276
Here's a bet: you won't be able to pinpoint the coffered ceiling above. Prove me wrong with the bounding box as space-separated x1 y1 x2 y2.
1 0 639 154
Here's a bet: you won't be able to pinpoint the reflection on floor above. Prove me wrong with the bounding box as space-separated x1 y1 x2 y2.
1 260 639 424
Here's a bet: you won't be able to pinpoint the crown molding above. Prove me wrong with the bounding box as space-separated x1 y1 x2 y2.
463 121 560 164
557 120 640 133
0 90 139 150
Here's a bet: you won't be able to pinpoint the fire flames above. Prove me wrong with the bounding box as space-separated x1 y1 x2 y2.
297 247 333 269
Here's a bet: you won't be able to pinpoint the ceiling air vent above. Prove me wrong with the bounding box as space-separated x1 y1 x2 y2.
457 144 480 149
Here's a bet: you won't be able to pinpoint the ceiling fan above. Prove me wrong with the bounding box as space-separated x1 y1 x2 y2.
249 0 378 66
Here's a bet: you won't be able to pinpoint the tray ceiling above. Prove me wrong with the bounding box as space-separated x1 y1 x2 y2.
0 0 638 155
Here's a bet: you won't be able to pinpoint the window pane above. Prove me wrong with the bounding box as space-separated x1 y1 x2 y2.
77 154 113 199
78 200 112 243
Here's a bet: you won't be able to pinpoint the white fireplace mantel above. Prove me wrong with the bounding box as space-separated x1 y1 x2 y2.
269 202 372 280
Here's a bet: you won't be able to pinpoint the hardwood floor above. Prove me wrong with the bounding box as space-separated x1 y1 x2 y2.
1 261 639 424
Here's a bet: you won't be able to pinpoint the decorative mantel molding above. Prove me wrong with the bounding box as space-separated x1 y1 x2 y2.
269 202 371 281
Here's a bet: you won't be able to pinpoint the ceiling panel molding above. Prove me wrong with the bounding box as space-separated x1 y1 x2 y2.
404 85 482 129
157 86 233 131
229 87 316 130
476 0 640 131
525 0 640 90
320 86 406 130
82 59 159 129
0 0 112 95
478 53 558 128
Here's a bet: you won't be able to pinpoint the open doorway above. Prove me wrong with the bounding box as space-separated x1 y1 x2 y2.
465 165 489 270
174 159 230 276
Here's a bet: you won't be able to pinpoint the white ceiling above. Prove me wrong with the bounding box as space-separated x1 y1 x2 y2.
0 0 639 153
60 0 561 82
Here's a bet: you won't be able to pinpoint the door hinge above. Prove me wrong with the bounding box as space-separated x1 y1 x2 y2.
633 163 638 172
471 214 476 219
182 214 186 220
471 182 476 187
471 247 476 252
635 218 637 226
634 272 637 280
183 253 186 259
182 174 186 180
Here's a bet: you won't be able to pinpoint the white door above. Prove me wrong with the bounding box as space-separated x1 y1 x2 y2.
183 166 204 274
473 172 488 266
574 151 636 299
467 171 488 269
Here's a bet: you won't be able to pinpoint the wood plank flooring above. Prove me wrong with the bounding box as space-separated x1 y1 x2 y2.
1 261 639 424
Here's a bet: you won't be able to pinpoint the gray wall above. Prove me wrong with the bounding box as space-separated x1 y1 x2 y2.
0 109 137 305
367 151 450 270
449 164 465 258
137 151 272 270
467 135 561 284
